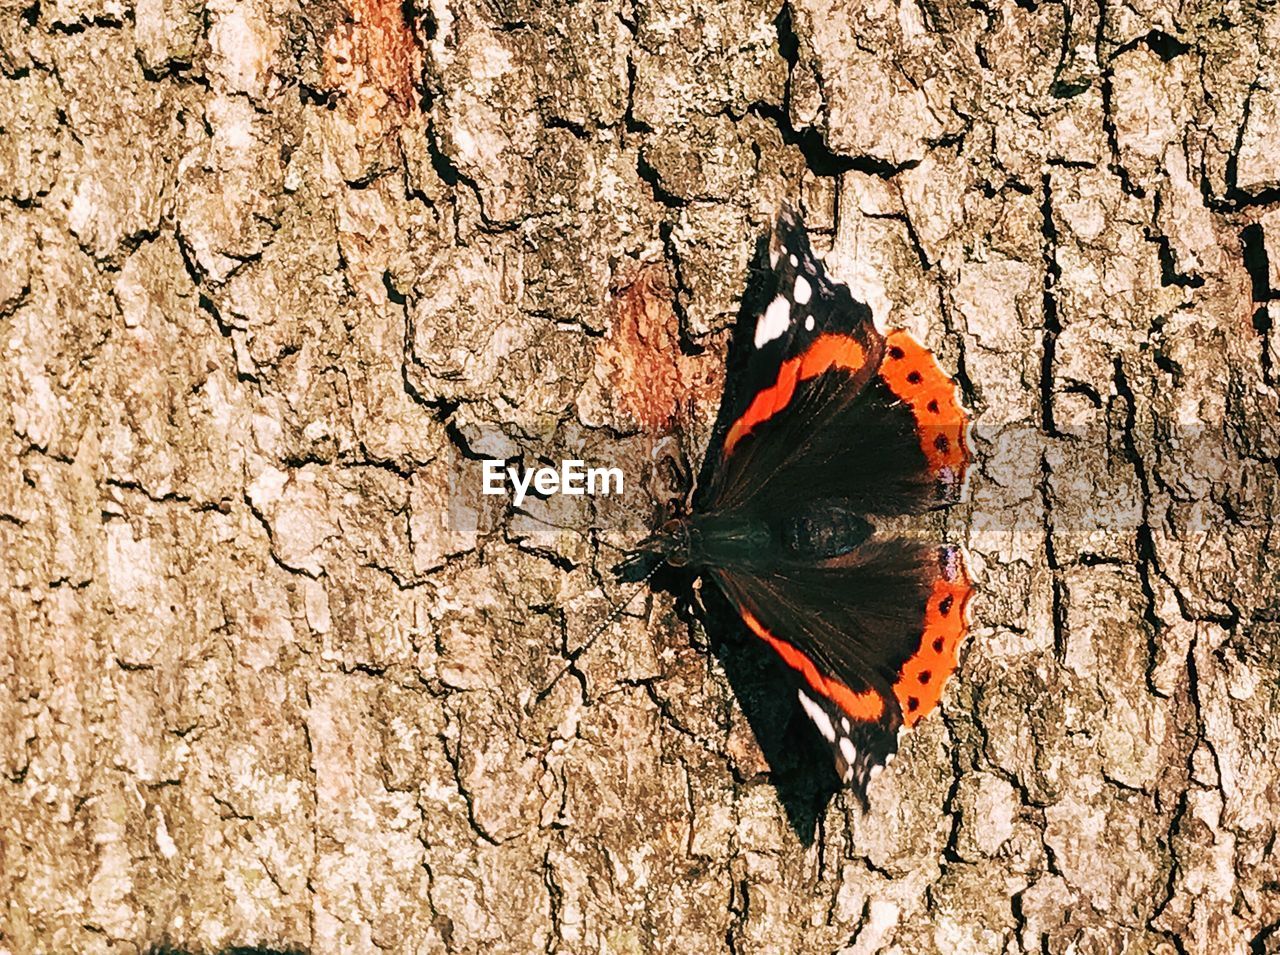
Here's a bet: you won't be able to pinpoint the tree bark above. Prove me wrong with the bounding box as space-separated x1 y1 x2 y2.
2 0 1279 952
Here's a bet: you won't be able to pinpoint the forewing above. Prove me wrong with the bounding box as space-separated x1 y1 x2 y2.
700 215 970 517
697 209 885 510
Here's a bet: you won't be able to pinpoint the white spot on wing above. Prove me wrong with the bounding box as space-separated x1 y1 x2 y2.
754 295 791 348
793 274 812 304
839 736 858 767
797 689 836 743
789 253 798 267
804 315 815 331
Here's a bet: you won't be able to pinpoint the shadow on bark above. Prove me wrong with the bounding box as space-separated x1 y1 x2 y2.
706 586 845 843
648 564 843 845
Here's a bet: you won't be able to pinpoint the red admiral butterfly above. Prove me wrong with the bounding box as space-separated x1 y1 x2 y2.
615 209 973 800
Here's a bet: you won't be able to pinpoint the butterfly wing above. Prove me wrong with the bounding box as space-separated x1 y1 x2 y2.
697 210 973 793
710 542 971 797
696 209 886 511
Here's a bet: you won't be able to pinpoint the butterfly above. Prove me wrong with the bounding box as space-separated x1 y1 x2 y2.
614 209 973 800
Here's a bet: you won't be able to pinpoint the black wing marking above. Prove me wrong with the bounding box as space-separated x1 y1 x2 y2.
705 371 936 516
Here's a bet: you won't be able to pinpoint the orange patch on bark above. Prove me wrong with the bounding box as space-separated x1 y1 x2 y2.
595 266 723 430
322 0 422 141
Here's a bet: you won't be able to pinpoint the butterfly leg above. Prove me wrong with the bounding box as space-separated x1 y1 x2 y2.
649 434 693 518
669 573 710 624
689 574 707 617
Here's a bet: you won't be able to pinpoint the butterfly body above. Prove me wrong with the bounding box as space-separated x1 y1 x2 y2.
625 498 874 573
617 209 974 799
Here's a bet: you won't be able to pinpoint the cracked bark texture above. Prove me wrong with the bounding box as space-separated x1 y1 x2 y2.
2 0 1280 950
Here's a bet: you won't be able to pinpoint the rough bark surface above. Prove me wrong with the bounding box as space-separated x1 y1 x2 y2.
2 0 1280 951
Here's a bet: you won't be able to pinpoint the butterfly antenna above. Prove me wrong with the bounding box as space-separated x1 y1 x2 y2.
535 561 663 704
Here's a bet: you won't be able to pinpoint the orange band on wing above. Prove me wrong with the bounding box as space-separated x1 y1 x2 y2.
878 329 970 477
724 334 869 456
738 609 886 723
892 558 973 726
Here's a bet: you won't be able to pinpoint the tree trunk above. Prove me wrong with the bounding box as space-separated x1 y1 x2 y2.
2 0 1279 952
